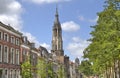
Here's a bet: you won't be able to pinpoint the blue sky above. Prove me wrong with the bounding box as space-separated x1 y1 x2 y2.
0 0 105 61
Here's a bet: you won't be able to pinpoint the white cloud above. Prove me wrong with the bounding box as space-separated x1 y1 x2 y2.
72 37 81 42
78 15 98 23
23 32 51 51
23 32 37 43
0 0 51 51
67 37 90 59
0 0 23 31
0 14 23 31
24 0 71 4
23 32 40 47
61 21 80 32
88 16 99 23
40 43 51 52
0 0 50 51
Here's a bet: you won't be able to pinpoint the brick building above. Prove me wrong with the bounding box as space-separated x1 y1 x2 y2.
21 36 38 78
0 22 22 78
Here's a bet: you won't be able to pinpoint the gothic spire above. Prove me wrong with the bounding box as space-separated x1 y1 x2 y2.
52 5 64 56
56 5 58 16
54 6 60 25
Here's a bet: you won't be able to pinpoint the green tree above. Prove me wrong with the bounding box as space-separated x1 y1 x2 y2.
79 60 93 77
37 58 47 78
21 60 33 78
83 0 120 77
47 61 55 78
57 65 65 78
37 58 56 78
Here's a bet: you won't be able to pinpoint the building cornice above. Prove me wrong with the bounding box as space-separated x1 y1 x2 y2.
0 22 22 37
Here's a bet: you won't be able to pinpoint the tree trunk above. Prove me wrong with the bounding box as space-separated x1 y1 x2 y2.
114 60 119 78
105 65 109 78
118 60 120 78
111 66 115 78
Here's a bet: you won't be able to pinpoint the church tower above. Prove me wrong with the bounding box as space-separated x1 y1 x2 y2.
51 7 64 56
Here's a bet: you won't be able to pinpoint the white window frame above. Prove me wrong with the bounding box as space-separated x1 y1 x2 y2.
23 49 27 62
10 70 13 78
16 49 20 65
16 38 20 46
10 36 15 44
14 70 16 78
0 44 2 62
10 48 15 64
4 33 9 42
4 69 8 78
17 70 20 78
0 31 3 40
4 46 8 63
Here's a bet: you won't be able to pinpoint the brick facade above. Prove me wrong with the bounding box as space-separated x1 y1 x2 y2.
0 22 22 78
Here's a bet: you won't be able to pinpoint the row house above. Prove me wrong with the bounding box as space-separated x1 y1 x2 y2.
69 58 82 78
30 43 38 78
70 61 76 78
38 46 50 59
20 36 38 78
0 22 22 78
20 36 30 63
0 22 40 78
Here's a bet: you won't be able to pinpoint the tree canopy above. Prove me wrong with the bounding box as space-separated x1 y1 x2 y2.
81 0 120 77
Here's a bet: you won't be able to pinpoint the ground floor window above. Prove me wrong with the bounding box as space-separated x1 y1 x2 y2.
5 69 8 78
0 69 21 78
0 69 2 78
